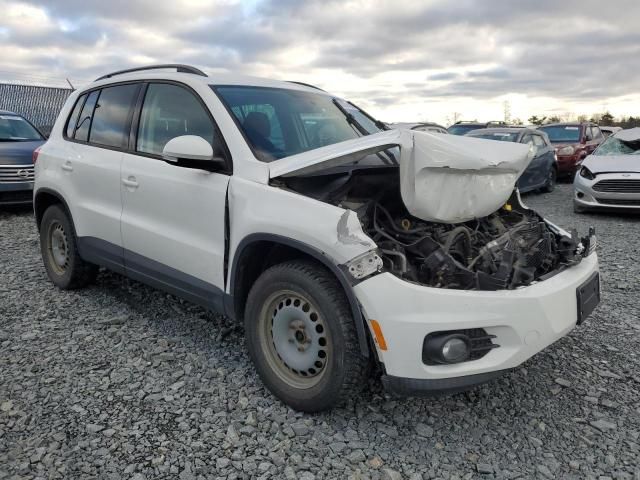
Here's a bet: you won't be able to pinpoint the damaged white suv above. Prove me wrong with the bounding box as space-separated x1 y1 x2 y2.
34 65 600 412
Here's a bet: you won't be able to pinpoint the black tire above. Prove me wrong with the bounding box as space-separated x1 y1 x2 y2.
40 204 98 289
573 201 587 214
244 260 368 412
542 167 557 193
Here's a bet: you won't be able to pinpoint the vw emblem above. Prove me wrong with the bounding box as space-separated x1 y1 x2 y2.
17 169 30 179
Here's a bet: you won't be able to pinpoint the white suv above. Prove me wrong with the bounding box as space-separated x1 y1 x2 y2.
34 65 600 412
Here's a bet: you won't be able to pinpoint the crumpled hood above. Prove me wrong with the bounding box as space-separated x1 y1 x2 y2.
269 129 531 223
582 154 640 174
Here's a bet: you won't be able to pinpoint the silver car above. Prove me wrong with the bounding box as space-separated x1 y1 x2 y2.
574 127 640 212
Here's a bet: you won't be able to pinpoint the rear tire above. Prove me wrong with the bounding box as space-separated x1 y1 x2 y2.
40 205 98 289
244 260 368 412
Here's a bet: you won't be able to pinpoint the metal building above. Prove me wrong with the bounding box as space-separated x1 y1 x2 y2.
0 83 72 129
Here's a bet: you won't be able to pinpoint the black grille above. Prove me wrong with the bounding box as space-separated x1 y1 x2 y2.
595 197 640 206
422 328 499 365
0 190 33 204
592 179 640 193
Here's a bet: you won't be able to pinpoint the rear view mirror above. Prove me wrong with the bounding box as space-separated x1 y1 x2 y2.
162 135 226 171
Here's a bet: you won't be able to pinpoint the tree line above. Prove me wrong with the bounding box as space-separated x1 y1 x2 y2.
527 112 640 128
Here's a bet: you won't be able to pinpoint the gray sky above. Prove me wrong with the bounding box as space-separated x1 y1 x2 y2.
1 0 639 124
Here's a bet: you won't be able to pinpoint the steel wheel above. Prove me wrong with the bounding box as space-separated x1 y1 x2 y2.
258 290 330 389
47 221 70 275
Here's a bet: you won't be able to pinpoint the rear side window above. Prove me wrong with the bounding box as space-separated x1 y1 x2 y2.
74 90 100 142
532 135 546 147
137 83 216 156
89 84 139 148
66 93 87 138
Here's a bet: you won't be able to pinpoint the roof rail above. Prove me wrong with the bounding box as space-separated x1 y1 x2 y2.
287 81 326 92
95 64 207 81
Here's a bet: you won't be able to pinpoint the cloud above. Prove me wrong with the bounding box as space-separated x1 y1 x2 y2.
0 0 639 123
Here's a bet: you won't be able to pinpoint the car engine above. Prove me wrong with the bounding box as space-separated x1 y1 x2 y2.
280 168 586 291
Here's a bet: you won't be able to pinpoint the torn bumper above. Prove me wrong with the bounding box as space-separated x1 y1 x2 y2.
353 252 599 391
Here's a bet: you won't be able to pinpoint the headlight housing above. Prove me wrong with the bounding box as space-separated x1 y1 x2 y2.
579 166 595 180
557 145 575 156
345 250 383 280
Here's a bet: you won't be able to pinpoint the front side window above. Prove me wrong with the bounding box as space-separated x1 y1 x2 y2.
592 127 603 140
74 90 100 142
137 83 216 156
0 114 43 141
538 125 581 143
90 84 140 148
214 86 375 162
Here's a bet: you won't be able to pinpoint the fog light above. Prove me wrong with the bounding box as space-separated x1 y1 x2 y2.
423 334 471 365
442 337 470 363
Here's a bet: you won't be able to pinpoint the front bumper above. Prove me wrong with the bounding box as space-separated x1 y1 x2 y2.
354 253 599 390
0 181 34 205
574 172 640 210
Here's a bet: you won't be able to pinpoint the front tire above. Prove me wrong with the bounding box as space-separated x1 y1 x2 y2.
542 167 557 193
244 260 368 412
40 205 98 289
573 201 587 214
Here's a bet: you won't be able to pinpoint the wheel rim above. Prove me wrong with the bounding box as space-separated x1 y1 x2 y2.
47 221 69 275
259 290 330 389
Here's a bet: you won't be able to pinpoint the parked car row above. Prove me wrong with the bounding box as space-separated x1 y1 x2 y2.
0 110 45 205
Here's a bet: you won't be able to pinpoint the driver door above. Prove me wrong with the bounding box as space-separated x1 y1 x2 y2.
120 82 231 311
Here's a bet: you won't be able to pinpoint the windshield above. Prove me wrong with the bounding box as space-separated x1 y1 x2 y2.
0 114 43 141
448 124 484 135
594 135 640 156
467 132 519 142
538 125 581 143
213 86 385 163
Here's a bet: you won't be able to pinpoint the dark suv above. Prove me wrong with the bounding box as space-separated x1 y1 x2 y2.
0 110 45 205
538 122 604 177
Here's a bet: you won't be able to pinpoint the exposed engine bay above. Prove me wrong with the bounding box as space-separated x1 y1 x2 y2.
280 168 589 291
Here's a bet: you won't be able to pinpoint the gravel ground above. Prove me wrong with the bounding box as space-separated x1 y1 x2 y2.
1 184 639 480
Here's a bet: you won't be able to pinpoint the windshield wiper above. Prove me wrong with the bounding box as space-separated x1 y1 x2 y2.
346 100 389 131
332 98 369 136
332 98 397 165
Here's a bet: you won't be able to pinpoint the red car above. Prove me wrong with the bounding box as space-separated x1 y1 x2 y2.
538 122 604 177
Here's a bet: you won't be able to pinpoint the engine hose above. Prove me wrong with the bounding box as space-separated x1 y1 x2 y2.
443 227 473 263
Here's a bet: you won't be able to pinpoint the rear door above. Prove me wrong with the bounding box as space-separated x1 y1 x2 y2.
62 83 140 271
517 134 537 190
120 82 231 310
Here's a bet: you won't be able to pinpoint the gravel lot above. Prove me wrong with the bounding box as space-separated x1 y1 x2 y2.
1 184 639 480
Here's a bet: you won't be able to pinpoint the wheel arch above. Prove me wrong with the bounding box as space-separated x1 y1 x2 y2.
227 233 373 358
34 188 74 232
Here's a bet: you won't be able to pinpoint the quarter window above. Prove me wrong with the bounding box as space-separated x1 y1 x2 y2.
66 93 87 138
137 83 216 156
74 90 100 142
89 84 140 148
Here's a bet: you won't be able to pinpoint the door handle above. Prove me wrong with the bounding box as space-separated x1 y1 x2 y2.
61 161 73 172
122 177 139 189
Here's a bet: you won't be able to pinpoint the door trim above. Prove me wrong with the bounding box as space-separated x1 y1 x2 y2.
77 236 225 312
